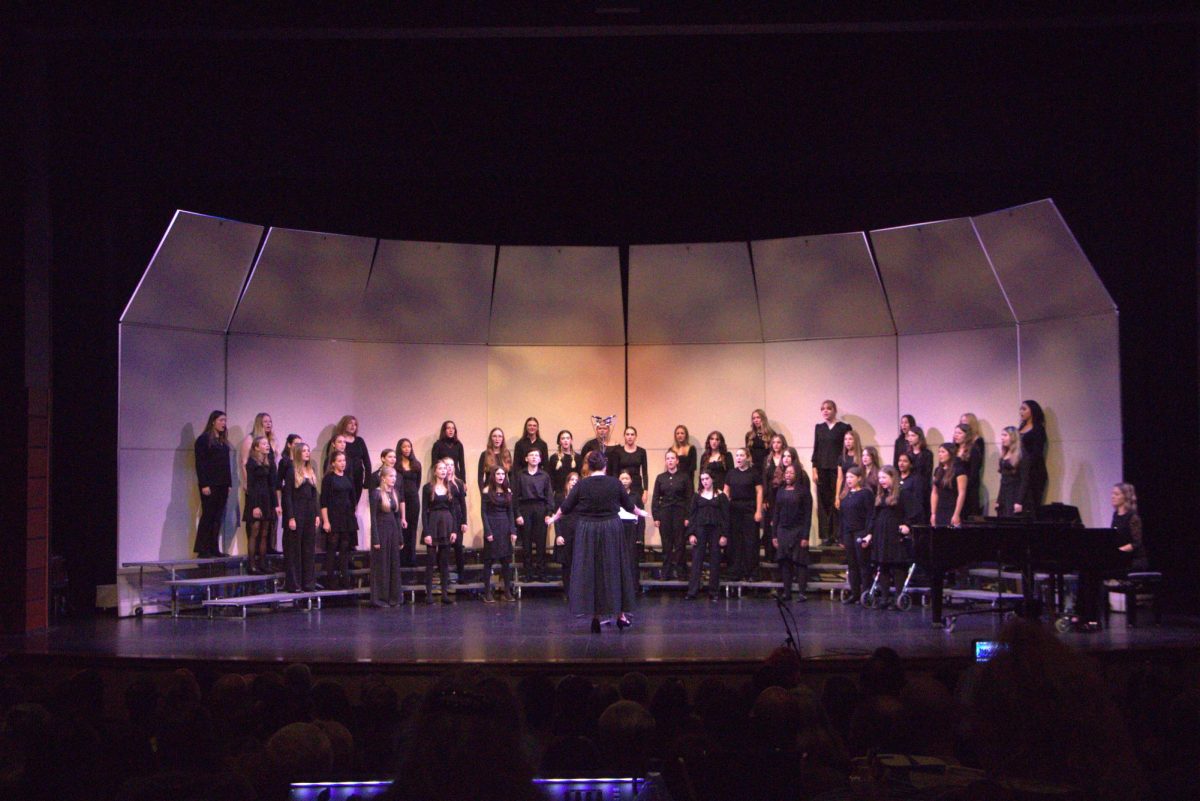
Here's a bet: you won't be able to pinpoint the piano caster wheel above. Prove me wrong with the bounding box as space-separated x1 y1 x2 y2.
861 591 876 609
896 593 913 611
1054 616 1073 633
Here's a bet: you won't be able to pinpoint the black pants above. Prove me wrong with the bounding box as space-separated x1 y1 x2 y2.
426 544 452 596
519 501 549 575
623 520 641 589
687 528 723 597
842 528 867 597
402 494 420 567
657 505 687 573
326 530 354 589
779 559 808 598
194 486 230 556
730 506 758 579
761 515 777 563
283 518 316 591
815 468 839 545
483 557 514 596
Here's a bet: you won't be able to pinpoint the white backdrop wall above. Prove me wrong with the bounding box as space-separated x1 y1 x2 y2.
118 203 1124 596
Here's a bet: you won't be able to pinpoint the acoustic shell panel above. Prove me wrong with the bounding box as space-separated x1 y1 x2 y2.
362 240 496 343
229 228 376 339
118 325 227 450
628 242 762 344
898 326 1020 515
486 346 626 459
226 334 489 548
871 218 1014 335
972 199 1115 323
752 233 894 341
490 247 623 345
119 446 223 565
627 343 766 464
121 210 263 331
763 337 899 459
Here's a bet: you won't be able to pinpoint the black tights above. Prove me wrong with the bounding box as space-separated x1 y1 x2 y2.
326 531 354 589
246 520 270 571
426 545 452 597
483 558 514 596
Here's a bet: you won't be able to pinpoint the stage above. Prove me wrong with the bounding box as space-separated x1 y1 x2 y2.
4 594 1197 682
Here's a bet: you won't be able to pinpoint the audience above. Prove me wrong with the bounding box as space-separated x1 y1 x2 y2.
0 619 1191 801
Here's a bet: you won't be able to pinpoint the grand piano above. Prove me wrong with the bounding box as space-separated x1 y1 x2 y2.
911 520 1131 628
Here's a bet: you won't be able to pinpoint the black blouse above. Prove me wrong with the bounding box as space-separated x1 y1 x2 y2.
813 421 852 470
687 491 729 535
432 437 466 483
609 446 649 497
514 468 554 506
194 434 232 488
320 472 359 532
701 451 734 489
548 452 583 496
724 466 762 511
559 474 638 520
513 436 550 471
771 484 813 536
652 470 693 518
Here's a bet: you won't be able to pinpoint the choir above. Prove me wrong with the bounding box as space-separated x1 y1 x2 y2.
192 398 1135 613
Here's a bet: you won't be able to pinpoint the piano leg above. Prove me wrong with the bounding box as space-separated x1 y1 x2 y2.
930 571 945 628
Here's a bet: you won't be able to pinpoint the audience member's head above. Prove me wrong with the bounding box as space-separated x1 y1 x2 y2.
597 700 656 775
965 620 1144 800
618 672 650 707
282 663 313 698
551 675 595 737
390 668 537 801
859 646 906 698
750 687 802 751
516 673 555 733
310 679 352 727
649 678 690 737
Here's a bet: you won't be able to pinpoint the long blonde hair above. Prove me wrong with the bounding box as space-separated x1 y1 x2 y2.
876 466 900 507
746 408 775 447
291 441 316 487
1000 426 1022 467
251 412 276 453
250 436 269 466
1114 483 1138 513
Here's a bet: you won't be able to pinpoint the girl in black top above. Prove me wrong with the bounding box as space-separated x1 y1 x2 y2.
896 452 926 529
331 415 370 500
670 425 697 488
368 448 397 492
685 470 729 601
906 427 934 512
422 461 465 604
931 442 967 527
432 420 466 484
194 410 232 558
275 433 300 556
477 427 513 490
761 440 793 564
240 413 282 556
324 434 347 472
834 429 863 508
701 430 734 491
860 445 881 495
652 450 693 579
894 415 916 467
770 463 813 603
745 408 773 476
369 467 406 607
320 451 358 589
515 449 554 581
1018 400 1049 508
611 427 649 568
396 439 422 567
860 466 907 607
1112 483 1147 570
554 472 581 596
954 422 984 519
480 465 518 603
548 450 649 632
839 466 873 603
439 456 470 579
813 400 852 546
618 470 641 588
513 417 549 472
282 441 320 592
996 427 1032 517
724 447 764 582
548 430 583 503
243 436 278 574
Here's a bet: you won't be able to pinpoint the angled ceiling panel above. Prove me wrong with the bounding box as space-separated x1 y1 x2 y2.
229 228 376 338
972 199 1115 323
489 246 622 345
362 240 495 343
628 242 762 344
121 210 263 331
752 232 894 341
871 217 1014 335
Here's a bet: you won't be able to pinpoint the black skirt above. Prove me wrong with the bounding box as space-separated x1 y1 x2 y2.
569 517 637 617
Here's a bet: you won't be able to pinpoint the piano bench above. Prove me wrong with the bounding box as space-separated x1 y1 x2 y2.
1105 572 1164 628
